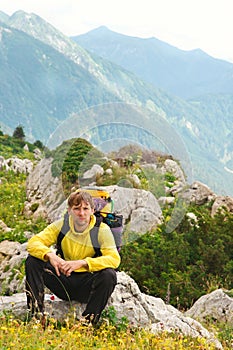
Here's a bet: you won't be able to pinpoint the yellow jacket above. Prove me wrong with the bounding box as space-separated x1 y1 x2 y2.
27 214 121 272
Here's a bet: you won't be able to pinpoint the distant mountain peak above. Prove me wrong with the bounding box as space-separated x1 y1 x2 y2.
80 25 142 40
7 10 87 59
9 10 42 24
11 10 28 16
91 25 110 32
9 10 54 32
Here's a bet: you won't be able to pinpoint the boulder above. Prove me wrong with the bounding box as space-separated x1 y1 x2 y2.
181 181 216 205
161 159 186 195
99 185 162 234
211 195 233 216
33 148 42 159
185 289 233 324
82 164 104 180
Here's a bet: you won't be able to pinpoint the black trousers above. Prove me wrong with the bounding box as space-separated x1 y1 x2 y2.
25 255 117 323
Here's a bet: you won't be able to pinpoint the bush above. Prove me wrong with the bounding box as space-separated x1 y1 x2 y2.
49 138 104 193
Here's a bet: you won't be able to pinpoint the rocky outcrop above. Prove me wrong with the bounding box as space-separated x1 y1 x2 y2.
176 181 233 220
161 158 186 195
0 155 34 174
0 271 223 349
103 185 163 233
181 181 216 205
24 158 163 233
82 164 104 181
24 157 65 221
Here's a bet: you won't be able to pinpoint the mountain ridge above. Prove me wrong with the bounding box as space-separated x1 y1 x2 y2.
72 25 233 99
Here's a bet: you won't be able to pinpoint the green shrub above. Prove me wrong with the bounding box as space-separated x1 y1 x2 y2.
49 138 104 194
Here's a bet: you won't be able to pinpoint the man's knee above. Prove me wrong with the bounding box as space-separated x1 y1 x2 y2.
98 268 117 286
25 255 45 272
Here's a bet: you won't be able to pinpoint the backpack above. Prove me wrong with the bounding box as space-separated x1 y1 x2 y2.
56 188 123 259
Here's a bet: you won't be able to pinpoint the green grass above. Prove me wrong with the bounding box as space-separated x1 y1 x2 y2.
0 170 47 243
0 134 39 160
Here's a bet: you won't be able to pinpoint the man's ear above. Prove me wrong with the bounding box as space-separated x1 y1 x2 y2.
67 207 71 214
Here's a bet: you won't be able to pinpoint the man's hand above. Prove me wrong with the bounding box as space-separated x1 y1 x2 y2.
45 252 64 276
45 252 88 277
59 260 88 277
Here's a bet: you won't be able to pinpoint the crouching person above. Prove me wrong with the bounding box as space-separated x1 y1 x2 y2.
25 190 120 325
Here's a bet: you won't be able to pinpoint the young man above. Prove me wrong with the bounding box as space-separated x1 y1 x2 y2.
25 190 120 324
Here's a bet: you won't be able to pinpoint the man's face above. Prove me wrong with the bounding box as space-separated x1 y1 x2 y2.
69 200 94 232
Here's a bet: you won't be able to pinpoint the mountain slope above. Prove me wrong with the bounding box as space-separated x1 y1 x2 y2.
0 22 119 141
0 11 9 23
6 11 162 103
190 94 233 168
72 26 233 99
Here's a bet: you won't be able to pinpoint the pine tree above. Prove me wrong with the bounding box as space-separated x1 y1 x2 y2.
13 125 25 140
33 140 44 149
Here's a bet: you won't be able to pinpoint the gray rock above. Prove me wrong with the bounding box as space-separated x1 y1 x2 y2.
211 195 233 216
99 185 163 234
25 157 66 221
181 181 216 205
0 240 28 295
158 196 175 206
0 156 33 174
162 159 186 184
185 289 233 324
105 168 113 175
82 164 104 180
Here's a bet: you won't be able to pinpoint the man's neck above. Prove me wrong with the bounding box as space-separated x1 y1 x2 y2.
74 222 89 233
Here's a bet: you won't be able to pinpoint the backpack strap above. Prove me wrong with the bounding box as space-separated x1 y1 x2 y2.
56 212 70 259
90 215 102 258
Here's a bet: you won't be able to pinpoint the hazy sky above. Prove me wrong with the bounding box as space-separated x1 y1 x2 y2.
1 0 233 62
